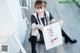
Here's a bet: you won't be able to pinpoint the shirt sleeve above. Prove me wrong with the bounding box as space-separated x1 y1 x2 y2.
31 15 37 24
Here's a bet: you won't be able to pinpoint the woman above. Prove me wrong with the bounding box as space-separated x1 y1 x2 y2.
29 0 77 53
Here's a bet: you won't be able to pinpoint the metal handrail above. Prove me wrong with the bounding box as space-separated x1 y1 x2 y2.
72 0 80 8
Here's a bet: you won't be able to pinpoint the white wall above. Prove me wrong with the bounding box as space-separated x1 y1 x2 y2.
0 0 26 53
6 0 26 42
0 0 16 37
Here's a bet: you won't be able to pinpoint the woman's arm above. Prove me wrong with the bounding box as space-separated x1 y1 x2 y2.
31 15 44 31
32 23 44 31
49 12 56 24
49 12 63 25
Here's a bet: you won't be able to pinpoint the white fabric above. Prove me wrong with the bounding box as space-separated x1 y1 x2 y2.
43 22 63 50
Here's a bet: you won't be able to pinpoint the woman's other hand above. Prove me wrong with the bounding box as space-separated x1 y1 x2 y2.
59 20 64 26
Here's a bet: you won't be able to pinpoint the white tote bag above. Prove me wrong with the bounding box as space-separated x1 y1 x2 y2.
43 22 63 50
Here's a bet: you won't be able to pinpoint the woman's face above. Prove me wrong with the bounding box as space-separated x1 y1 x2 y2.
35 5 45 16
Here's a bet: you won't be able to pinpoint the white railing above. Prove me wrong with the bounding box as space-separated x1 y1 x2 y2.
19 0 32 9
0 32 26 53
19 0 32 31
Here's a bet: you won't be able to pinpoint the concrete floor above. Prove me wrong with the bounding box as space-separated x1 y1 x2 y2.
23 0 80 53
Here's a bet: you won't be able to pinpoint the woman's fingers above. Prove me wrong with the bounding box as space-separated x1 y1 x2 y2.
39 25 44 31
50 19 64 26
37 24 44 31
59 20 64 26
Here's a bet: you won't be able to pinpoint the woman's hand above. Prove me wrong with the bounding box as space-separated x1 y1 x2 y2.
59 20 64 26
50 19 64 26
36 24 44 31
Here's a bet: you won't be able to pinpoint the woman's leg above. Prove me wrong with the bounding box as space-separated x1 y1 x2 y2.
61 29 77 43
30 36 37 53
